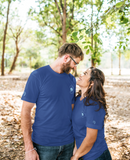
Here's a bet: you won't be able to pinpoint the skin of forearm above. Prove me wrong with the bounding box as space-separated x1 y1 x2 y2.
21 108 33 151
74 137 95 159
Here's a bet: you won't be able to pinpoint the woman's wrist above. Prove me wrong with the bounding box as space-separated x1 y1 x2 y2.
74 152 80 159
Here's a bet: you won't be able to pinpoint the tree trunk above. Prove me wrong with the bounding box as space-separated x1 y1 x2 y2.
1 0 11 75
91 0 94 67
62 0 66 44
119 49 121 75
9 39 19 74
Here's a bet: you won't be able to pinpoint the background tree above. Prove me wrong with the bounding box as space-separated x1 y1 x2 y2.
29 0 85 45
71 0 105 67
1 0 11 75
115 28 128 75
8 25 23 73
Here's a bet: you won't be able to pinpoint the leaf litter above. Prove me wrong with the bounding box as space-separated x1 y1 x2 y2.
0 76 130 160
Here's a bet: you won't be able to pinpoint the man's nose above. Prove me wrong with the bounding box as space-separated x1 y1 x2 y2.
73 65 77 70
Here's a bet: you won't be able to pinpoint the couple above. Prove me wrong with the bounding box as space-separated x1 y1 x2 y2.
21 43 112 160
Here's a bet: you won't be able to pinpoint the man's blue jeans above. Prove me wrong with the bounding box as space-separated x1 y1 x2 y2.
33 142 74 160
95 149 112 160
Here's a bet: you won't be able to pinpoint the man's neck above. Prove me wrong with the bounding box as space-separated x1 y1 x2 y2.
50 58 63 74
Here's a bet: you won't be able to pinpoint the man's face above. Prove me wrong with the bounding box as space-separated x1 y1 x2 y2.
61 60 71 74
62 56 81 74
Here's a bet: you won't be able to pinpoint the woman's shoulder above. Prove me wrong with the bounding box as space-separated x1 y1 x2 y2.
85 98 104 110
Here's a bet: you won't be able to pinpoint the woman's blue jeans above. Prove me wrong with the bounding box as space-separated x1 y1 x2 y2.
79 149 112 160
95 149 112 160
33 142 74 160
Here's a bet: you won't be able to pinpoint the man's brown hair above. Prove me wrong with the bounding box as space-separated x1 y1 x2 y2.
58 43 84 60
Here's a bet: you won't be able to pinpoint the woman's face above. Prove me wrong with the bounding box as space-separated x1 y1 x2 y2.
77 69 91 88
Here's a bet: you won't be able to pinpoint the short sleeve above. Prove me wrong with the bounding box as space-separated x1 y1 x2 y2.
21 71 41 103
86 105 105 130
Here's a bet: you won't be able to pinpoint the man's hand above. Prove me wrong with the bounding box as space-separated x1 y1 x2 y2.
70 155 78 160
25 150 39 160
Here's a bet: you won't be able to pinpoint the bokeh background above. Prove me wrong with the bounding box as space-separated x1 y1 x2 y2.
0 0 130 159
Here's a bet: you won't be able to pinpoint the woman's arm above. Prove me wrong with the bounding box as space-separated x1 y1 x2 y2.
71 127 98 160
73 142 77 155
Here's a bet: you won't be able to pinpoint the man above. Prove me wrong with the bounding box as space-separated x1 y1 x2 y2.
21 43 84 160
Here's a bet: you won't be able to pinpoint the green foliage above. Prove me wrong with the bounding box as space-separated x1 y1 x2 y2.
86 49 89 55
72 32 78 37
31 58 45 69
85 29 90 34
29 0 86 45
116 1 125 8
35 30 47 43
120 16 129 24
124 49 130 60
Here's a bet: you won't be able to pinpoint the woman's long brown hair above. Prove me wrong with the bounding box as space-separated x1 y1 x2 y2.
77 67 108 120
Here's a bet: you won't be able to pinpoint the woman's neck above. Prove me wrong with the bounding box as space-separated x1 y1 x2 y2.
80 88 87 100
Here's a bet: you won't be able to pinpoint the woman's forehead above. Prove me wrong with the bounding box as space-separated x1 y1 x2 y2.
86 68 91 73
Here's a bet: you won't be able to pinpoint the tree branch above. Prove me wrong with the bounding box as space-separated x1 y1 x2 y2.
60 0 63 11
67 0 74 33
66 21 79 33
54 0 63 24
71 0 74 19
101 3 130 19
9 26 16 38
44 21 62 38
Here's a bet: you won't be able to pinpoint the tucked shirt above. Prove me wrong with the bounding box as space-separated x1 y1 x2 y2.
21 65 76 146
72 96 108 160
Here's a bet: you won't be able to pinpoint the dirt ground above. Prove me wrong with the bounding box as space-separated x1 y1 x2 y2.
0 74 130 160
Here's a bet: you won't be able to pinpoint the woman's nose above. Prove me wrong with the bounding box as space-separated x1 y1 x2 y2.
80 72 84 76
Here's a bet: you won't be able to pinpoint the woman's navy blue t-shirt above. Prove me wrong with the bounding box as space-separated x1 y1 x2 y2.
72 96 108 160
21 65 76 146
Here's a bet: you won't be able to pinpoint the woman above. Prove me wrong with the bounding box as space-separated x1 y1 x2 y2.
71 67 112 160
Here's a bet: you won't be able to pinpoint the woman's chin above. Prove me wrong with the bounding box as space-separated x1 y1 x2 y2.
76 81 80 86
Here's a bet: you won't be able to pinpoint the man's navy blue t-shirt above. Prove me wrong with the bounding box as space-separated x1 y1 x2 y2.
72 96 108 160
21 65 76 146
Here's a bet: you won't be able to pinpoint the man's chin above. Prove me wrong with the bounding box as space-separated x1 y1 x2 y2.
66 68 73 74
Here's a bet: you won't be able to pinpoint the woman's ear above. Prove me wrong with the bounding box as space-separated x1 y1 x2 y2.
91 81 94 86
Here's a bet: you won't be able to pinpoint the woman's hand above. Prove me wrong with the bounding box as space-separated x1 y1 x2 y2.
71 155 79 160
73 143 77 155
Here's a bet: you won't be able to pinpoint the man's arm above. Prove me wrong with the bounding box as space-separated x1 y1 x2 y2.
21 101 39 160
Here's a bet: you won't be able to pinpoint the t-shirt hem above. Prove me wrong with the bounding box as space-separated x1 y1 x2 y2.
83 146 108 160
21 97 36 103
86 124 103 130
32 137 74 146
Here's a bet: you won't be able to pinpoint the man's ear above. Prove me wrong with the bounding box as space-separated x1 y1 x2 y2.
63 54 70 63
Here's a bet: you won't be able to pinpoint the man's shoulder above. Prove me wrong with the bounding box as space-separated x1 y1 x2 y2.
32 65 49 75
30 65 49 81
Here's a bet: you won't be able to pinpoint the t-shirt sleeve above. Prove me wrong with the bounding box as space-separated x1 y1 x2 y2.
72 77 76 104
21 71 41 103
86 105 105 130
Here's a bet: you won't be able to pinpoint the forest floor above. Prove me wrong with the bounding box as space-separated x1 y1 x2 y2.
0 73 130 160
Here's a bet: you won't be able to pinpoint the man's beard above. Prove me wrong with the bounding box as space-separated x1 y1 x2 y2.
61 61 73 74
